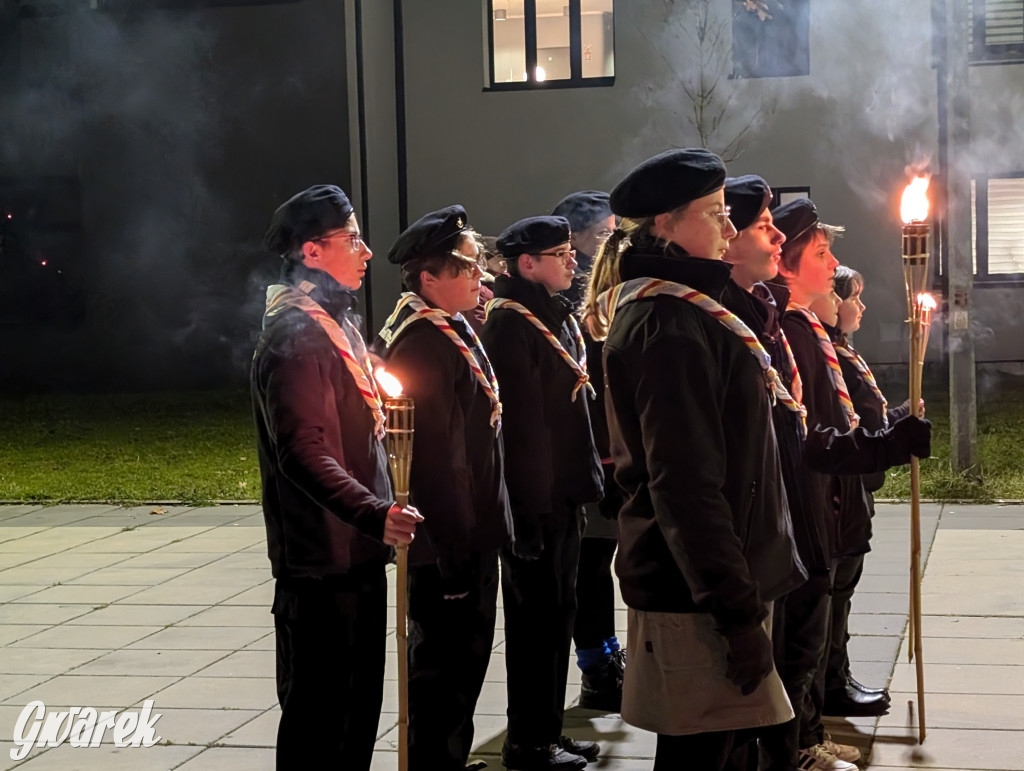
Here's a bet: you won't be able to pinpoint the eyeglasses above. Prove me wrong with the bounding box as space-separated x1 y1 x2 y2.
316 231 367 251
704 207 733 228
532 247 577 264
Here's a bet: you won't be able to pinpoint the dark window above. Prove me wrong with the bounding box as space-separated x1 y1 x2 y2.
970 174 1024 281
732 0 810 78
971 0 1024 63
486 0 614 90
770 186 810 210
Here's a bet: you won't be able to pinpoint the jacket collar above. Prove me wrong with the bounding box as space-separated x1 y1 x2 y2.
759 280 791 310
494 273 572 330
280 260 358 319
619 245 734 301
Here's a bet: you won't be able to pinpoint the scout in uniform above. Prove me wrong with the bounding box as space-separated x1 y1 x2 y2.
376 205 513 771
251 184 422 770
585 149 803 771
552 190 624 712
481 215 604 771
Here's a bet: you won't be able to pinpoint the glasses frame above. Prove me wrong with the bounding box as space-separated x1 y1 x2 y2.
315 230 367 251
530 247 577 264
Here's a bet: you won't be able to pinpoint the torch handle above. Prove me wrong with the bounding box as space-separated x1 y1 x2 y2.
394 492 409 771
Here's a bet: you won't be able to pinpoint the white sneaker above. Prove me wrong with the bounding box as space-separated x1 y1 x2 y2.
823 737 861 763
798 743 859 770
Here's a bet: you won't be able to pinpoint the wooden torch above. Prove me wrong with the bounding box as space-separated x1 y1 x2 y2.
900 175 933 744
376 368 414 771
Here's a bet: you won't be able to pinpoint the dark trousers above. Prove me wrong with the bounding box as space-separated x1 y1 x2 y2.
273 567 386 771
502 509 583 747
759 571 832 770
572 536 617 651
825 553 865 692
655 729 758 771
408 551 500 771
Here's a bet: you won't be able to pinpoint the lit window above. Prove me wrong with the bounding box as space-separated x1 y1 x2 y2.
487 0 614 90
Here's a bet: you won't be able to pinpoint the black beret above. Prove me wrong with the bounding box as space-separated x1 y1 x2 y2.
771 198 819 243
610 148 727 218
263 184 355 256
496 216 571 258
387 204 469 265
724 175 772 232
551 190 613 232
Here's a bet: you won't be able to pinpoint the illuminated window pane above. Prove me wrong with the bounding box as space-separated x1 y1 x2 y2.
580 0 614 77
535 0 570 81
492 1 527 83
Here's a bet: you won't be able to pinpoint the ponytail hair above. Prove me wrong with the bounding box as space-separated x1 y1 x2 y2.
582 217 652 339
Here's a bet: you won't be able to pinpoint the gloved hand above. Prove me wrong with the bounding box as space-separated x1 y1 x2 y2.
511 517 544 561
885 415 932 466
724 624 774 696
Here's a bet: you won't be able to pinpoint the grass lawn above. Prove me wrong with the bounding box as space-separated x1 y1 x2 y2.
1 379 1022 503
0 391 259 504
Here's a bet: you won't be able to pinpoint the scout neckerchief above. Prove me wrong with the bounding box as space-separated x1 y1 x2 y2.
379 293 503 430
484 297 595 402
264 281 385 439
599 278 807 434
786 304 859 429
834 342 888 428
779 330 804 406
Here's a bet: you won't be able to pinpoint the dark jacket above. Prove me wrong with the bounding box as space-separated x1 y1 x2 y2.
377 303 513 594
480 274 603 543
781 308 881 558
251 261 394 579
832 335 909 495
604 248 803 634
723 280 828 572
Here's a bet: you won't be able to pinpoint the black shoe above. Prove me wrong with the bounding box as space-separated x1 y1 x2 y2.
823 683 891 717
465 762 488 771
849 675 890 699
579 657 622 712
501 740 587 770
558 735 600 762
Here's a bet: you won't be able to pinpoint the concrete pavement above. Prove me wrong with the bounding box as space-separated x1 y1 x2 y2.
0 502 1020 769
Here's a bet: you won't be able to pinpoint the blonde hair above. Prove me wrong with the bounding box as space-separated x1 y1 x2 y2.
582 217 653 340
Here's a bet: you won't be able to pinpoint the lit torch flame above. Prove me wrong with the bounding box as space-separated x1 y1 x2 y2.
917 292 937 314
901 176 930 224
374 368 403 399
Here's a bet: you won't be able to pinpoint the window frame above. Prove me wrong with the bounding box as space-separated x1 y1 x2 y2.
769 186 810 210
484 0 615 91
970 172 1024 284
971 0 1024 65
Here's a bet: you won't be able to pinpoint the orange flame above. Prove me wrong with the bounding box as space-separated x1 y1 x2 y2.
917 292 937 312
900 176 930 224
374 368 403 398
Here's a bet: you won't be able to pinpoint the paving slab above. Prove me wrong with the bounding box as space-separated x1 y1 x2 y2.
0 501 1021 769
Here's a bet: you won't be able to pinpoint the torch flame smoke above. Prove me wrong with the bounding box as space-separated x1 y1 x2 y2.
374 368 404 398
901 176 931 224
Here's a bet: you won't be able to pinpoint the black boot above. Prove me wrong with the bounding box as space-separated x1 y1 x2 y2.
579 657 622 712
849 675 890 698
823 683 891 717
501 741 587 771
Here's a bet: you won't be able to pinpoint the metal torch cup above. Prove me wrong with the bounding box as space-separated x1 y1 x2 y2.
902 220 929 743
384 395 414 771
